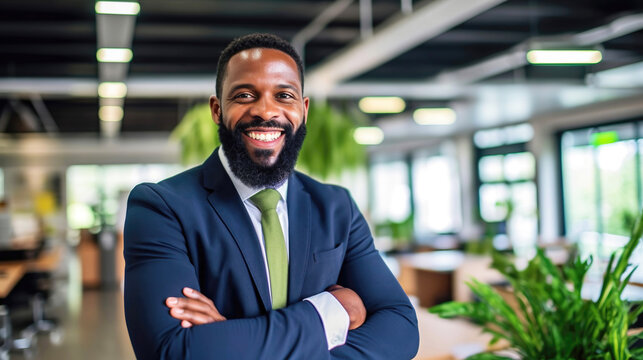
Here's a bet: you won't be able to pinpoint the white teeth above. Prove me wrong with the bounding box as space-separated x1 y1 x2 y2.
247 131 281 142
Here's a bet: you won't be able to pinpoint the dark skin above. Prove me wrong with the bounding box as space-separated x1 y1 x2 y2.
165 48 366 331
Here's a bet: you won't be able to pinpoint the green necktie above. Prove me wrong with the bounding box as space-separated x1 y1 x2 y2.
250 189 288 309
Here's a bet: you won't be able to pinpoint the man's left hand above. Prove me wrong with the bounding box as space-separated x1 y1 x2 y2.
166 287 227 328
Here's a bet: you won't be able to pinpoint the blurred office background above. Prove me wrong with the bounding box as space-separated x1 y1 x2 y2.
0 0 642 359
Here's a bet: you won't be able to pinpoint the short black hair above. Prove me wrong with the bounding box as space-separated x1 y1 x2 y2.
215 33 304 99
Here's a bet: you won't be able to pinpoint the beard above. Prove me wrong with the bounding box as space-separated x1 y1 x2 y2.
218 116 307 188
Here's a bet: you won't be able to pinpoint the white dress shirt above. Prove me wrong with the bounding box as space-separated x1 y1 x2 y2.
218 147 349 350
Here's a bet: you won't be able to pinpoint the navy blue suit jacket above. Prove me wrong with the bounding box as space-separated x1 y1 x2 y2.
124 151 419 359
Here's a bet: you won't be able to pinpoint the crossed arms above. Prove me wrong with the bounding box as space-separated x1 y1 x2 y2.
124 183 419 359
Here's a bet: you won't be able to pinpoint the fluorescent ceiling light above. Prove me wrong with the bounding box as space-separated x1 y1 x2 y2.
526 50 602 65
358 96 406 114
413 108 456 125
95 1 140 15
97 48 133 63
99 105 124 122
98 82 127 98
353 127 384 145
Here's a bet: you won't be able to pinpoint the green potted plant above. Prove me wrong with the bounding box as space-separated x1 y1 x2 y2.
171 101 366 179
430 210 643 359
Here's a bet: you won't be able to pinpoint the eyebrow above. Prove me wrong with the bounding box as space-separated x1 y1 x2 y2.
275 84 299 92
227 83 300 94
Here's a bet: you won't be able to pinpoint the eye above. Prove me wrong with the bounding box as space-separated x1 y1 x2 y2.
277 92 295 100
232 92 254 101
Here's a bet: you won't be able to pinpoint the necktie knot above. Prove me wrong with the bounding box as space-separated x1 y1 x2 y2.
250 189 281 213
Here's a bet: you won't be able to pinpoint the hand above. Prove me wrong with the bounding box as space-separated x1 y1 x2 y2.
326 284 366 330
165 287 227 328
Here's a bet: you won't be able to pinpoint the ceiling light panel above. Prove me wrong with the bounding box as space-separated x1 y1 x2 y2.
98 82 127 98
526 50 602 65
97 48 133 63
358 96 406 114
413 108 456 125
353 127 384 145
95 1 140 15
99 105 124 122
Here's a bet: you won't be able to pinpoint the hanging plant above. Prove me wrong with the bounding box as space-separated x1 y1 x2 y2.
430 209 643 359
297 100 366 179
171 103 219 165
171 100 366 179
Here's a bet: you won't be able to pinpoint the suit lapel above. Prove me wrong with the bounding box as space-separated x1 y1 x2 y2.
202 151 271 312
286 174 312 303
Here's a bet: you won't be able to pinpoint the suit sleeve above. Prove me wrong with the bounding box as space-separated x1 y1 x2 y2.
330 190 420 360
123 184 330 360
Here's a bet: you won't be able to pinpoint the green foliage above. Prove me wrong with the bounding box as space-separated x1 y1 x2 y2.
374 215 414 245
170 103 219 165
296 101 366 179
170 101 366 179
430 209 643 360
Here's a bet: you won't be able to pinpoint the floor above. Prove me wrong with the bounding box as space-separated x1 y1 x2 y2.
8 250 135 360
12 289 136 360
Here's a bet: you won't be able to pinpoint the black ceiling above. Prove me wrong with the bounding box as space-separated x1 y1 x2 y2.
1 0 642 135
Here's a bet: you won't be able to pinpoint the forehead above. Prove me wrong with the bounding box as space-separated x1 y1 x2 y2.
224 48 301 88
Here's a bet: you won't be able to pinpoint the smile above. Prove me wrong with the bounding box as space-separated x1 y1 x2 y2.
245 129 284 143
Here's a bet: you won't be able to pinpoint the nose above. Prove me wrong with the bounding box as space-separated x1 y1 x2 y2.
249 95 279 121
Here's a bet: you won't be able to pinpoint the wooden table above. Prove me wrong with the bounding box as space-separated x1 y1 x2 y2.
398 251 465 307
0 245 62 299
0 263 26 299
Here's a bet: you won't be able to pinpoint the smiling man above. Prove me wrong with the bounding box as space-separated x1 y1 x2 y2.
124 33 419 359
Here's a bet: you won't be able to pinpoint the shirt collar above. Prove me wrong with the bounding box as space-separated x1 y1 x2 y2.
218 146 288 203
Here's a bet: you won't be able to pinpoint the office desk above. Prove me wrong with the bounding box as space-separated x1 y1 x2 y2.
0 245 62 298
398 251 465 307
0 264 26 299
0 244 63 357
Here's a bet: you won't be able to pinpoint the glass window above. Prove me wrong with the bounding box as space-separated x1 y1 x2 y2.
371 161 410 224
561 121 643 284
479 183 509 222
561 123 640 240
474 123 534 149
476 147 538 252
504 152 535 181
412 155 461 235
597 140 637 237
562 142 597 239
478 155 504 182
66 164 183 230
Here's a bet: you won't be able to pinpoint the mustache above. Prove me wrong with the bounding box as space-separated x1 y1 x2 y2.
233 118 293 133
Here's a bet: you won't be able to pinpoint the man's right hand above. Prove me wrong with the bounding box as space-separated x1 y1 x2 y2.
326 285 366 330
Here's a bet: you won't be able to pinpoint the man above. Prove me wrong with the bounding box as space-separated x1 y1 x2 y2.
124 33 419 359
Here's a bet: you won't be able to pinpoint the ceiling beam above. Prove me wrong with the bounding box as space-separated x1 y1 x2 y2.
291 0 354 57
305 0 506 95
0 76 600 100
433 12 643 84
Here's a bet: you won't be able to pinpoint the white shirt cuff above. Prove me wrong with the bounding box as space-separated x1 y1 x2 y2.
304 291 349 350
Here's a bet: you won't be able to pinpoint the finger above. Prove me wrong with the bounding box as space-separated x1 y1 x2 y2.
183 287 215 307
166 297 180 308
168 299 227 322
181 320 193 328
170 307 217 324
171 297 217 315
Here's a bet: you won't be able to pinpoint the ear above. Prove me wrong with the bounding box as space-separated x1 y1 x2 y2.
302 96 309 124
209 95 222 125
